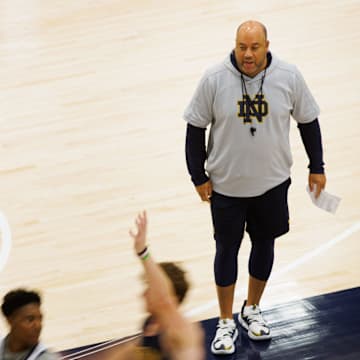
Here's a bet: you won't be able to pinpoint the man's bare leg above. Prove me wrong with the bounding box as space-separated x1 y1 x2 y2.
246 275 266 305
216 284 236 319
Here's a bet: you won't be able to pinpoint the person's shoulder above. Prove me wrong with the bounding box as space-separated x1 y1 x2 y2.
202 56 231 80
271 54 300 76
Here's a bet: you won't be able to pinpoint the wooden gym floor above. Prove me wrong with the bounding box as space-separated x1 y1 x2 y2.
0 0 359 355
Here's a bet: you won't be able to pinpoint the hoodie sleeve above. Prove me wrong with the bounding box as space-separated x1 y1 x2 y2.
183 72 214 128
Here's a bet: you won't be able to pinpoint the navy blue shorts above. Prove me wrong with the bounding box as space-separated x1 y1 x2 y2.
210 178 291 285
210 178 291 240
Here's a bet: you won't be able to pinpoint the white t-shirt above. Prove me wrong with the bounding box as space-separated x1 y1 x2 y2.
0 337 58 360
184 52 320 197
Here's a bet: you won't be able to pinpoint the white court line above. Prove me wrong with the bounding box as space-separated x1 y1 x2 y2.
0 211 12 272
271 221 360 279
60 339 122 359
60 334 141 360
185 221 360 317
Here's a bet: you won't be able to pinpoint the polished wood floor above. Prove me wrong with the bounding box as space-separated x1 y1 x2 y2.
0 0 359 351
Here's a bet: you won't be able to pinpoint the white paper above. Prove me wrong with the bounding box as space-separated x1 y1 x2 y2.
306 185 341 214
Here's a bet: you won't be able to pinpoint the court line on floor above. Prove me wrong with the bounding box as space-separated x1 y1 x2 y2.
0 211 12 273
59 334 141 360
271 221 360 278
185 221 360 317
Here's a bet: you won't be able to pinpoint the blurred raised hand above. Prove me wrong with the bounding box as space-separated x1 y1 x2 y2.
129 210 147 254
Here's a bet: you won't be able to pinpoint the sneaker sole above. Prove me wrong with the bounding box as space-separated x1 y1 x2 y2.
210 328 239 355
238 314 272 341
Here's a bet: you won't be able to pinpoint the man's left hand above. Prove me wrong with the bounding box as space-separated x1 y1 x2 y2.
309 173 326 198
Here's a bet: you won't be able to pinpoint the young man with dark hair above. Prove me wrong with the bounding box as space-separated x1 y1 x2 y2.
1 289 58 360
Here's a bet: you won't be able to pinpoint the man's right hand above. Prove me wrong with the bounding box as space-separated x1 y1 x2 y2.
195 180 213 203
129 210 147 254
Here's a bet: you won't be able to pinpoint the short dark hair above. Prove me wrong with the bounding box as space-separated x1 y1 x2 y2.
1 289 41 318
159 262 189 304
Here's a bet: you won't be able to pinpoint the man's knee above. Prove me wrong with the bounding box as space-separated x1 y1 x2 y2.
248 235 275 281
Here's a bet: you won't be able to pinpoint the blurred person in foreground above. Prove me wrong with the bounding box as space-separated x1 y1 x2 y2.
108 211 204 360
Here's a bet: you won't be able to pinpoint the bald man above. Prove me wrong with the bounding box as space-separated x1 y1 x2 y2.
184 20 326 355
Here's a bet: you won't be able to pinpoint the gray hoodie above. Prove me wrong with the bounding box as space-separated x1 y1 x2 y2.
184 52 320 196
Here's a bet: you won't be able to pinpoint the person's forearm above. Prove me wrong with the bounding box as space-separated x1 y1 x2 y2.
141 255 172 298
298 119 325 173
185 123 209 185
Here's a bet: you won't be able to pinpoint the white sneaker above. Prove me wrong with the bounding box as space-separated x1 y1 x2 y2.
211 318 238 355
238 300 271 341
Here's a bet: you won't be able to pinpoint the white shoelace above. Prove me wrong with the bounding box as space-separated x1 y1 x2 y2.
216 324 235 339
246 308 267 326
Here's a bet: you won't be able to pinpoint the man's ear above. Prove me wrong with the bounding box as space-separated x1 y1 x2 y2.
6 315 13 327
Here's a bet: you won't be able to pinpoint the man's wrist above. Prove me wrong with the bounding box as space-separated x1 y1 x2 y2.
137 246 150 260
